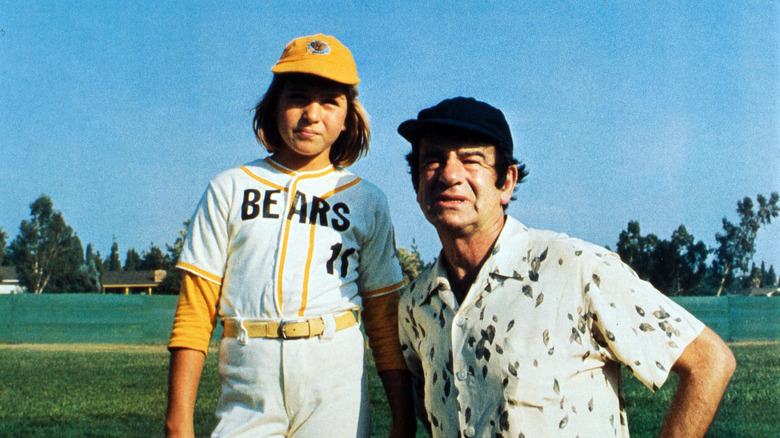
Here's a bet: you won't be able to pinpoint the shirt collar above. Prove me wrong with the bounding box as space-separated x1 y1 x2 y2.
264 157 335 176
419 255 450 306
420 216 531 304
486 216 531 279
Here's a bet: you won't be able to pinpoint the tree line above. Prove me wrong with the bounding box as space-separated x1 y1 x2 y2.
0 195 186 295
0 192 777 296
614 192 778 296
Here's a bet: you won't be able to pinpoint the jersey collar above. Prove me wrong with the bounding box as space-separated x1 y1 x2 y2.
265 157 335 176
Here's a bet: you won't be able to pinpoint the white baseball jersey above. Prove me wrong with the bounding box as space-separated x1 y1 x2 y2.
178 157 404 322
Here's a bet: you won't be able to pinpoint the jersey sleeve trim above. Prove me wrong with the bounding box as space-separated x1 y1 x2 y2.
361 280 404 299
176 261 223 285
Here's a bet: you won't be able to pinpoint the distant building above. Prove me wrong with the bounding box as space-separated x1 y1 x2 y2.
101 270 168 295
732 286 780 298
0 266 24 294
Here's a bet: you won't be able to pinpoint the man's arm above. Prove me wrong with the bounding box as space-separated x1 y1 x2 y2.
165 348 206 438
659 326 736 438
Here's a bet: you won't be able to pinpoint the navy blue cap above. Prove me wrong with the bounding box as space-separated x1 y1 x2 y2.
397 97 513 155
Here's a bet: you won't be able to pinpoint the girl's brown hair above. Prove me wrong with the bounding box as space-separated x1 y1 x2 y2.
252 73 370 168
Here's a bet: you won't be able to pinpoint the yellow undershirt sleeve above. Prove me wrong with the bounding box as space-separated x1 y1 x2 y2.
362 290 408 372
168 272 221 355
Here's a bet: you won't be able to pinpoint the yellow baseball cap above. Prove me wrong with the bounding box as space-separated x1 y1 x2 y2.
271 34 360 85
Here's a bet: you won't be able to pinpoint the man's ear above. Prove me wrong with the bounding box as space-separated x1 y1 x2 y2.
500 165 518 206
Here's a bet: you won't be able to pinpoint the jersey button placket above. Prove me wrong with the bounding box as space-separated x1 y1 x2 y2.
453 311 474 436
275 174 300 316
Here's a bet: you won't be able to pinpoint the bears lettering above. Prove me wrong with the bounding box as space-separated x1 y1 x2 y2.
243 189 351 230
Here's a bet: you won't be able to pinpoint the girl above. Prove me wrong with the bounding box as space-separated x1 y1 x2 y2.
165 34 414 437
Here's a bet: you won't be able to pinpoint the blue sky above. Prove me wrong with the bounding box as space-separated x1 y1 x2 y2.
1 1 778 273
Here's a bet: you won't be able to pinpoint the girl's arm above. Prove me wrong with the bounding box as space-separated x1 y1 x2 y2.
165 272 221 437
165 348 206 438
378 369 417 438
363 292 417 437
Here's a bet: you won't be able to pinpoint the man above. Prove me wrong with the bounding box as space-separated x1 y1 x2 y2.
397 97 735 437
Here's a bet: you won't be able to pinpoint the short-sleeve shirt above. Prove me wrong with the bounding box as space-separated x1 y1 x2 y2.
178 157 404 321
399 216 705 438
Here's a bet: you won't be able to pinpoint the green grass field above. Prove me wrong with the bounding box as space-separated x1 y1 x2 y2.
0 342 776 437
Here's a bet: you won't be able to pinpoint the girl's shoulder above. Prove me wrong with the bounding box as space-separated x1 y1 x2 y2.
332 167 389 199
209 158 287 184
210 158 266 177
196 160 269 197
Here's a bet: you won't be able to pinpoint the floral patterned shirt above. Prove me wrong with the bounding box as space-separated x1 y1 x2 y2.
399 216 705 438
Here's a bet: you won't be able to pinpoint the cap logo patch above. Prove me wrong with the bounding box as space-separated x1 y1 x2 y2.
307 40 331 55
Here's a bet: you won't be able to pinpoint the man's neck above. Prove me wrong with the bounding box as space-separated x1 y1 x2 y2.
438 216 506 303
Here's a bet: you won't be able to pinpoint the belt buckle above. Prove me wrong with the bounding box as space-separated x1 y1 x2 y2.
278 320 303 339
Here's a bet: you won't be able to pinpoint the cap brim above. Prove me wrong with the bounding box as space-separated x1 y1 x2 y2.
271 61 359 85
398 118 503 146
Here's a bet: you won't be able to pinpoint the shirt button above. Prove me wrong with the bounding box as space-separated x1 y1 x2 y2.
465 426 476 437
456 316 465 326
456 370 467 380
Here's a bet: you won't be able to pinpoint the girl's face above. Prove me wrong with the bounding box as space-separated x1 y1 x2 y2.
274 77 349 171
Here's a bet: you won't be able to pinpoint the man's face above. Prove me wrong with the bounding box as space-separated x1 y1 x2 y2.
416 134 516 237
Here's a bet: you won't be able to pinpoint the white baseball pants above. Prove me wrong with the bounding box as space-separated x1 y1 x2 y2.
211 324 369 437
